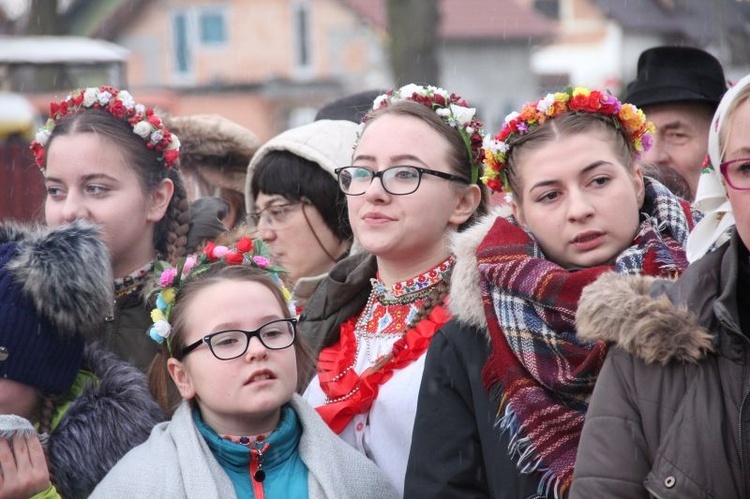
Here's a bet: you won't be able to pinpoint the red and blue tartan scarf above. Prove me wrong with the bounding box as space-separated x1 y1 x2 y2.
478 178 693 498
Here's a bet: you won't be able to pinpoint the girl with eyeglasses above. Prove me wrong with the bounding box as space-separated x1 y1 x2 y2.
300 84 489 495
571 75 750 499
92 253 398 498
405 88 696 498
246 120 359 314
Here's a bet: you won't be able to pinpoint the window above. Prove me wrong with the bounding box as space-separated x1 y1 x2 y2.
200 10 227 45
173 12 192 75
292 2 312 74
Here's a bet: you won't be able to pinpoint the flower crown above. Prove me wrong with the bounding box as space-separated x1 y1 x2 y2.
481 87 656 194
31 86 180 171
367 84 485 183
148 237 290 352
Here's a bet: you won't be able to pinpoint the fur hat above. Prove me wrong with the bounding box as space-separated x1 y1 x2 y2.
0 220 113 395
166 114 261 194
625 46 727 109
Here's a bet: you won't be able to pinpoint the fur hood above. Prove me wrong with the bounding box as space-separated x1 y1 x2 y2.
49 344 165 499
448 206 511 330
576 272 714 364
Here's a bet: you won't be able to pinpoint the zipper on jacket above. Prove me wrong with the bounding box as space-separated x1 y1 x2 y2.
722 316 750 496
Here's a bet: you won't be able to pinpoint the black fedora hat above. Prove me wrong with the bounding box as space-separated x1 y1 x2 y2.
624 46 727 109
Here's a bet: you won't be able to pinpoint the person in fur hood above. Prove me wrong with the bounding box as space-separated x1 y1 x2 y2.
0 220 165 498
405 88 696 498
570 74 750 499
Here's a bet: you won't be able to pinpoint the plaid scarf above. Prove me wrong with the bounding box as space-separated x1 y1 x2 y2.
478 178 692 498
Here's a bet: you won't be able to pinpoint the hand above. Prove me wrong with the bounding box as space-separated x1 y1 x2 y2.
0 434 51 499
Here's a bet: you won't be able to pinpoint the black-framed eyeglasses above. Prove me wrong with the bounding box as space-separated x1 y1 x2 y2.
719 157 750 191
248 201 305 229
181 318 297 360
334 165 468 196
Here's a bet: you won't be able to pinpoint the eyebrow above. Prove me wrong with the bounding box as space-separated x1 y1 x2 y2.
528 161 612 192
44 173 119 184
211 315 285 331
352 153 428 166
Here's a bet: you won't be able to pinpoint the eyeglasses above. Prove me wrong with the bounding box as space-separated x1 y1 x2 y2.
720 158 750 191
248 201 304 229
181 318 297 360
334 165 468 196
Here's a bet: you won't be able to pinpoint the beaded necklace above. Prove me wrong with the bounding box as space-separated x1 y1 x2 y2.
113 261 155 300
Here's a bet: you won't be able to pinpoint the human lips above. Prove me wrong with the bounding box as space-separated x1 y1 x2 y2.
362 211 394 224
570 230 605 251
244 369 276 385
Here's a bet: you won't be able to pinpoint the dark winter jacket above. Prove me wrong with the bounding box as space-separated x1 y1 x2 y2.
50 343 165 498
102 293 158 373
405 208 540 498
571 232 746 498
297 252 376 360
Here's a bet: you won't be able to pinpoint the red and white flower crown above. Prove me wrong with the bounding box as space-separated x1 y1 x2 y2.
367 84 486 183
482 87 656 194
31 85 180 171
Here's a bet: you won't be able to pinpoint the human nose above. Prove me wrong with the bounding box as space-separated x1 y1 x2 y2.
642 136 668 166
255 218 276 242
60 192 88 222
244 335 269 361
362 171 390 201
566 188 595 222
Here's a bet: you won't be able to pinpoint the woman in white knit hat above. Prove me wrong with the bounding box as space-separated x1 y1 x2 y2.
245 119 359 315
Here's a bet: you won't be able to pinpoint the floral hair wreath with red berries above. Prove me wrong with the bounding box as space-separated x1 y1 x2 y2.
481 87 656 194
31 85 181 171
366 84 486 183
148 237 289 354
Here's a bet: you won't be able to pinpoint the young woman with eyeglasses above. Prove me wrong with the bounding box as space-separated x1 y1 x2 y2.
92 259 398 498
571 74 750 499
300 84 489 494
246 119 359 314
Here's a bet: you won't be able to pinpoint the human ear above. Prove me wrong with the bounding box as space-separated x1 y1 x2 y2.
167 358 195 400
511 197 527 227
147 178 175 223
632 164 646 208
448 184 482 226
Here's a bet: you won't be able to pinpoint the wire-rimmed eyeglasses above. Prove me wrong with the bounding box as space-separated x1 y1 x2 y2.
181 318 297 360
248 201 307 229
719 158 750 191
334 165 468 196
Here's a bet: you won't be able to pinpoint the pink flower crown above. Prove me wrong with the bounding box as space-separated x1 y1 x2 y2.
148 237 290 352
366 84 486 183
481 87 656 194
31 86 181 171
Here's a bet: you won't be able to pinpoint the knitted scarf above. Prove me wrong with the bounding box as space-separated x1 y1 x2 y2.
479 178 692 498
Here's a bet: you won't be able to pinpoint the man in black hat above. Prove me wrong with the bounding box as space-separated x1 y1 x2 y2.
624 46 727 200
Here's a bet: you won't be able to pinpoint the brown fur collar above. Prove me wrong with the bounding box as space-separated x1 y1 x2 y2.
448 206 511 331
576 272 714 364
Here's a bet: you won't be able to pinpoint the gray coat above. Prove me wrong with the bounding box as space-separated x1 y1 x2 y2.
571 231 747 498
91 394 398 499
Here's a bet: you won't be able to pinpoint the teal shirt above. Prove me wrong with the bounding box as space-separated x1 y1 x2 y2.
195 405 309 498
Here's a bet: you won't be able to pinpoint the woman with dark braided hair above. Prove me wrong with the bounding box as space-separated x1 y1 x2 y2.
300 84 489 495
32 86 190 374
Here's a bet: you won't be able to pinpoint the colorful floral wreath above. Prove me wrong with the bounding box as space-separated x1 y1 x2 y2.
367 84 486 183
481 87 656 194
31 85 180 171
148 237 289 352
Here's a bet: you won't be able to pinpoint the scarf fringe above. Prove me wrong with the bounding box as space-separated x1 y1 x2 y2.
489 384 567 499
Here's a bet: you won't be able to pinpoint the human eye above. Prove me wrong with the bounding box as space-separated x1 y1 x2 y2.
211 331 243 348
85 184 110 196
45 184 65 199
589 175 611 188
534 190 560 203
391 166 419 180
